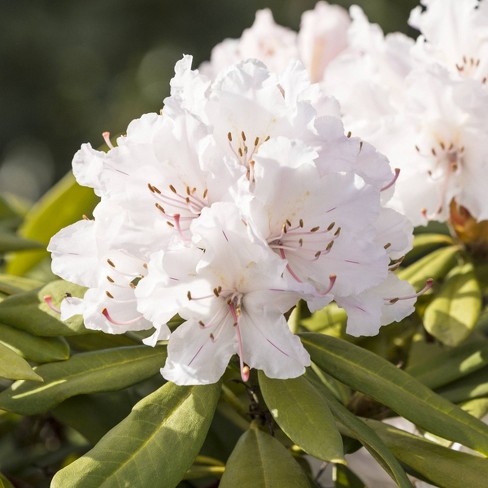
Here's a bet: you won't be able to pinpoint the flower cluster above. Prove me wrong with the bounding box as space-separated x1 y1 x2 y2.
49 56 415 385
204 1 488 229
324 0 488 226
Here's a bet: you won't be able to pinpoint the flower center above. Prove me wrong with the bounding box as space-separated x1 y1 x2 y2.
227 130 269 182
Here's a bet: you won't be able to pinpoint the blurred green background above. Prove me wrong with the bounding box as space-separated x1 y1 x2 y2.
0 0 417 201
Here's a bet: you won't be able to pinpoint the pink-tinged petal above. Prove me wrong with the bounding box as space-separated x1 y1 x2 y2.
162 318 237 385
60 297 85 321
335 293 383 337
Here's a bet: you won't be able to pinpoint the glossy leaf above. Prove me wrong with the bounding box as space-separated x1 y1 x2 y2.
0 342 42 382
301 333 488 455
407 339 488 389
0 345 166 415
423 262 482 346
51 382 221 488
219 423 311 488
7 172 98 276
0 322 69 363
366 419 488 488
397 245 459 289
258 371 344 462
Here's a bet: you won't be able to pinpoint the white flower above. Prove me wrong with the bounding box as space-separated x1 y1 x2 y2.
49 55 415 384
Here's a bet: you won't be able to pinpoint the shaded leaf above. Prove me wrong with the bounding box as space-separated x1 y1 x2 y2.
333 464 365 488
301 302 347 335
0 274 44 295
258 371 344 462
0 342 42 382
365 419 488 488
423 262 482 346
0 345 166 415
407 339 488 389
0 233 43 253
301 333 488 455
0 322 69 363
403 233 454 266
437 366 488 404
0 473 15 488
397 245 459 289
7 172 98 276
51 382 221 488
219 423 311 488
309 374 412 488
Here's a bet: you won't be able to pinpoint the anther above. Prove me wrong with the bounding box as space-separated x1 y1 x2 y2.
286 219 292 227
327 222 335 231
415 145 420 152
347 131 352 138
227 132 232 142
155 203 165 213
106 291 114 299
107 275 115 283
203 188 208 199
169 184 177 193
440 141 445 150
199 320 206 328
431 148 437 157
334 227 341 237
299 219 304 228
187 291 192 300
107 259 115 268
384 242 391 249
310 226 320 233
241 131 246 142
254 137 259 146
238 147 243 157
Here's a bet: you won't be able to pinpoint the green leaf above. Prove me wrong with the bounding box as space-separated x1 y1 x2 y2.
301 302 347 334
0 274 44 295
301 333 488 455
219 423 311 488
397 245 459 289
258 371 344 462
406 339 488 389
461 398 488 420
0 322 69 363
52 390 136 444
51 382 221 488
0 282 87 337
423 262 482 346
403 233 454 265
365 419 488 488
310 375 412 488
0 473 15 488
333 464 365 488
7 172 98 276
0 342 42 382
437 366 488 403
0 345 166 415
0 233 43 253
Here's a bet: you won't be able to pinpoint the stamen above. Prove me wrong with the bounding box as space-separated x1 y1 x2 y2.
102 308 143 326
43 295 61 314
385 279 434 304
107 259 115 268
381 168 400 192
227 132 232 142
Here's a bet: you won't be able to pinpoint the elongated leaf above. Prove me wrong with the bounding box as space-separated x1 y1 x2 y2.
0 323 69 363
0 274 44 295
301 302 347 334
258 371 344 462
423 262 482 346
7 172 98 276
461 398 488 420
437 366 488 404
365 419 488 488
0 342 42 382
51 382 221 488
219 423 311 488
0 345 166 415
0 233 43 253
309 374 412 488
0 286 85 337
407 339 488 389
301 333 488 455
52 390 140 444
403 233 454 266
397 245 459 289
